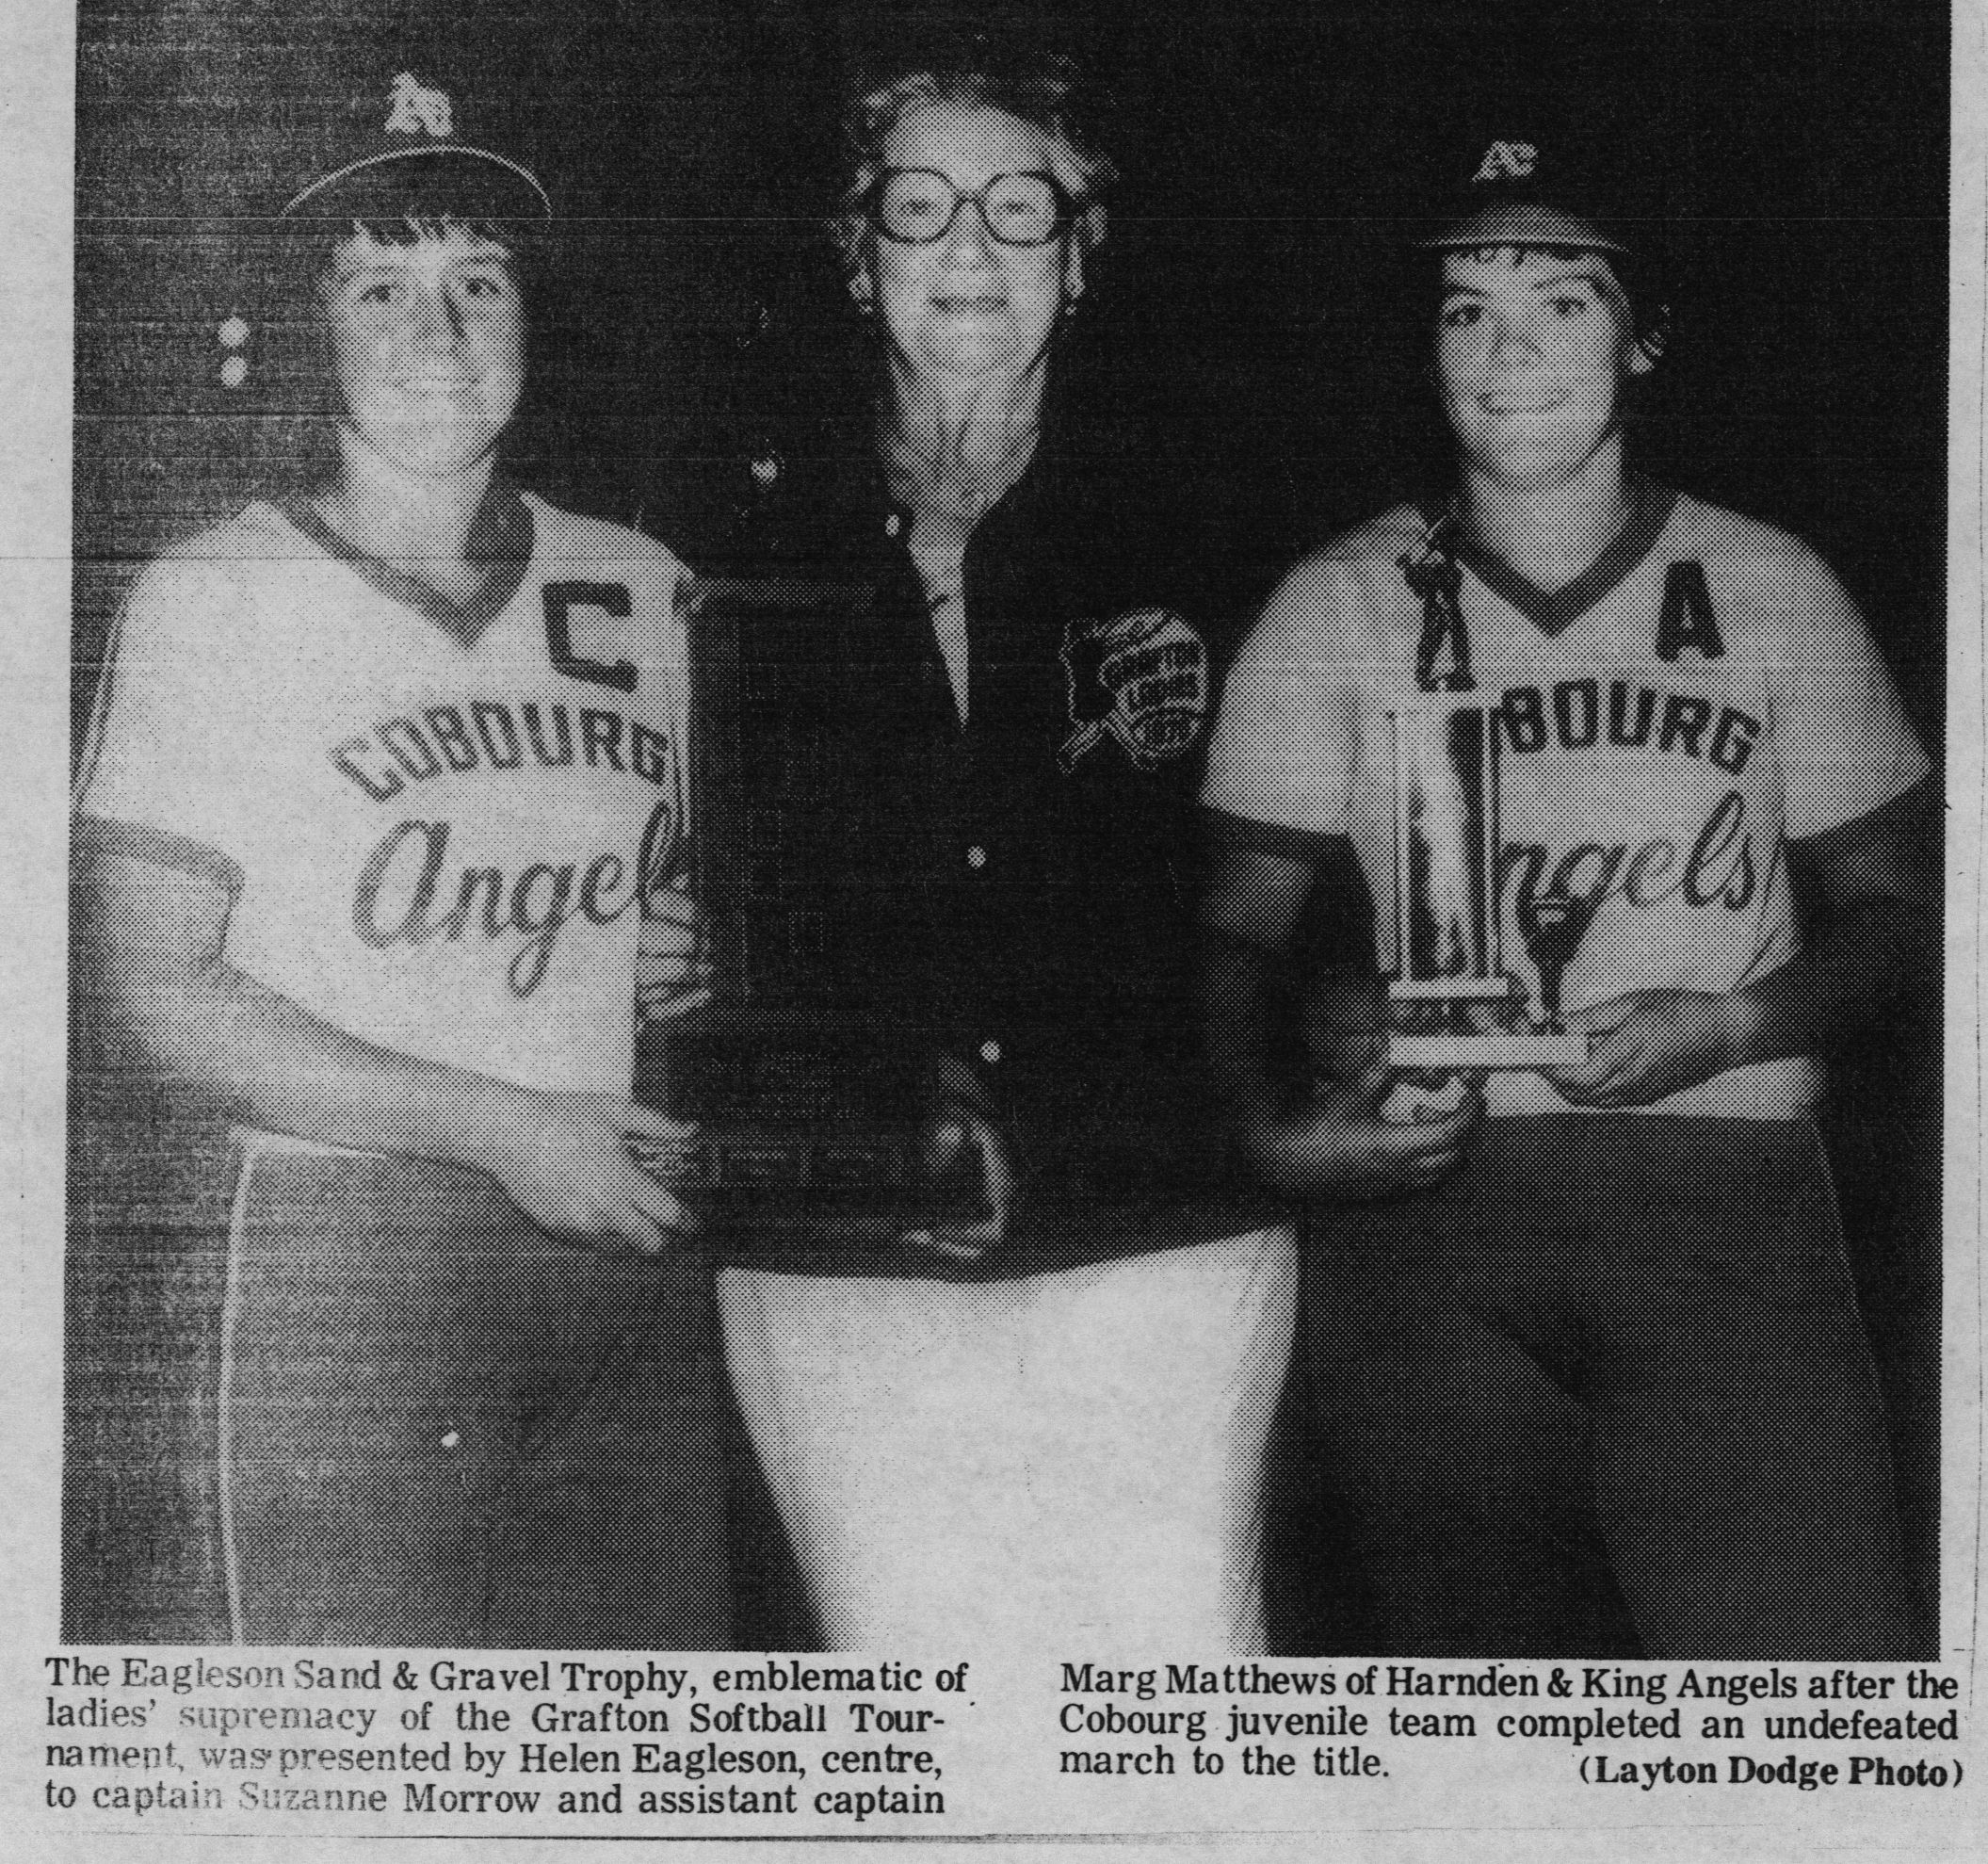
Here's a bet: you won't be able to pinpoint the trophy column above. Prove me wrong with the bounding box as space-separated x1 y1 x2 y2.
1386 701 1589 1071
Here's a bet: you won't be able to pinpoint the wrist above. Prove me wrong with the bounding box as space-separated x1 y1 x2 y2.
1238 1103 1302 1188
456 1076 538 1175
1719 988 1769 1072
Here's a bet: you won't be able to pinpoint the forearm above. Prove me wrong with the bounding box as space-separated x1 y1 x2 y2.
105 949 526 1172
1200 922 1478 1194
1202 927 1332 1189
1198 838 1329 1160
1552 787 1937 1106
1199 926 1287 1129
79 846 692 1248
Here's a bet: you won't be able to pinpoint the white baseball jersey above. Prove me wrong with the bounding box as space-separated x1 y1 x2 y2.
76 488 690 1095
1204 485 1931 1118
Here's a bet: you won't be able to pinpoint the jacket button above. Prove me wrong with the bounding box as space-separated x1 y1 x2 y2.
978 1040 1002 1065
885 512 903 539
966 844 987 869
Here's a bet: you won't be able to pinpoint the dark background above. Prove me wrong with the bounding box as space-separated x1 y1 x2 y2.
76 0 1948 736
73 0 1949 1645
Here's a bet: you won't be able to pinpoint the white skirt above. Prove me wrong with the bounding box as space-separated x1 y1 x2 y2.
718 1227 1298 1652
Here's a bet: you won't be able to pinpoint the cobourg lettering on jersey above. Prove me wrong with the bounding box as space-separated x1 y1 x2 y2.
1497 680 1759 771
330 700 680 801
316 698 685 997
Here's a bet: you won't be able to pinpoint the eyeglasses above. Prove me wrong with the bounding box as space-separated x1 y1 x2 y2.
870 169 1073 247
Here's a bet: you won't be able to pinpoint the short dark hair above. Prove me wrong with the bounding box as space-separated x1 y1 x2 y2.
1412 131 1673 363
281 143 546 304
307 214 536 305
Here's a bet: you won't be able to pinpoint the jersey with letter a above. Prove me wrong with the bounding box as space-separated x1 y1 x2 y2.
1203 485 1930 1118
76 489 689 1095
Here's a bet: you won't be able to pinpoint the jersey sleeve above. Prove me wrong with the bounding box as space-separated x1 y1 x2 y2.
73 547 251 894
1759 537 1932 840
1200 559 1362 856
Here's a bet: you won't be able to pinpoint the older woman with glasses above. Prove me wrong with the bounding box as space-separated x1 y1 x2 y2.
713 40 1297 1650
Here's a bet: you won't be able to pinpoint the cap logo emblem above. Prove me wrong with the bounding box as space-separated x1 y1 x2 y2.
385 73 454 141
1472 140 1538 184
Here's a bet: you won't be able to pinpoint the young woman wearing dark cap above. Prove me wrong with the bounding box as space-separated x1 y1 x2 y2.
1200 135 1930 1658
70 72 728 1645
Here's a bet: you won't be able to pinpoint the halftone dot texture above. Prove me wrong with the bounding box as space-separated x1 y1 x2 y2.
1201 478 1931 1655
718 1228 1296 1651
1411 122 1670 261
71 494 691 1104
1202 485 1930 1120
1303 1117 1912 1659
64 490 730 1646
61 1115 735 1656
64 1120 733 1648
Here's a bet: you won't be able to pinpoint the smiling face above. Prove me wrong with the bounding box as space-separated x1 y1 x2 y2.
1435 245 1650 482
865 100 1083 387
322 222 526 478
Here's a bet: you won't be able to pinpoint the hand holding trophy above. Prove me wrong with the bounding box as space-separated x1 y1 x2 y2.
1382 517 1593 1109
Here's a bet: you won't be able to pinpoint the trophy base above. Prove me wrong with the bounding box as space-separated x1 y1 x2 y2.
1388 1029 1592 1070
629 1127 994 1251
1389 977 1523 1002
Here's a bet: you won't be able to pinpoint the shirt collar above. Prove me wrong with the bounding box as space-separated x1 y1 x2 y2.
279 475 535 647
1421 476 1678 638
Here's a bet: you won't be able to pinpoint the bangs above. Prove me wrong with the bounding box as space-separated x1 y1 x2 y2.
1445 242 1624 281
1429 241 1664 350
297 213 539 305
333 216 523 256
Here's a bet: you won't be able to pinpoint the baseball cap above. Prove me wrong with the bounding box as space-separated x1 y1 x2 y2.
1409 126 1674 354
279 71 551 224
1414 131 1659 260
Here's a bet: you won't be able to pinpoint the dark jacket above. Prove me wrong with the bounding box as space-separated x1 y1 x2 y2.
706 398 1281 1268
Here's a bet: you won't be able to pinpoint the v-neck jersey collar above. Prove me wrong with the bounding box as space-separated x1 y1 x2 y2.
1422 478 1679 639
277 478 536 648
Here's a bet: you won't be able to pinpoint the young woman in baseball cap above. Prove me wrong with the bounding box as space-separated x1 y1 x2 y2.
70 73 730 1646
1199 131 1930 1656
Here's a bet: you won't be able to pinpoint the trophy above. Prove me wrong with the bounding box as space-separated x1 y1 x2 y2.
632 578 993 1254
1385 516 1591 1073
